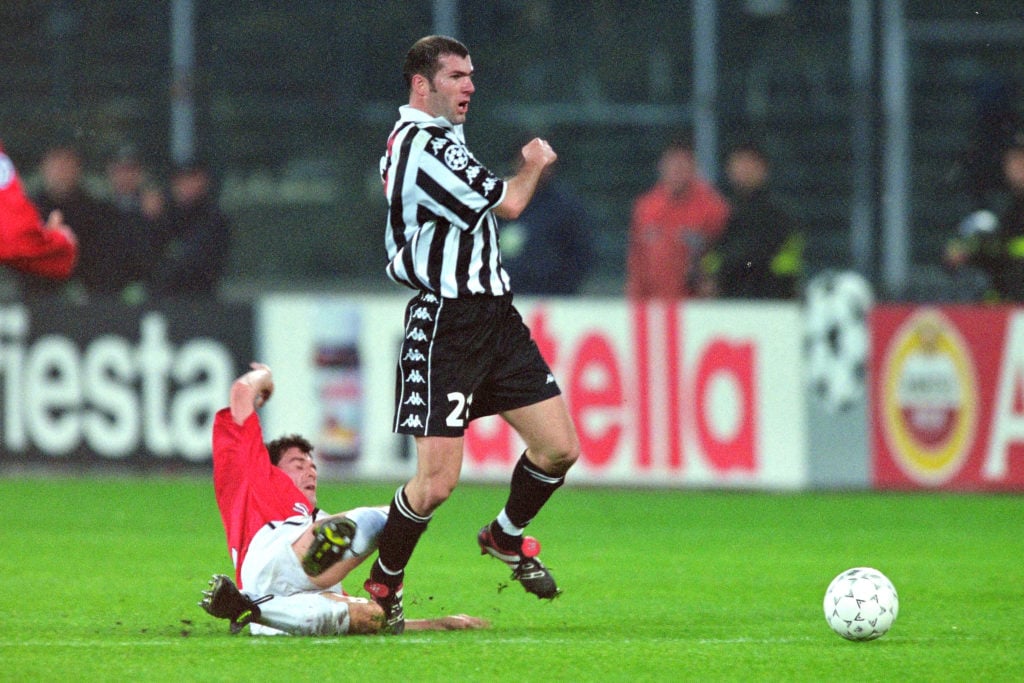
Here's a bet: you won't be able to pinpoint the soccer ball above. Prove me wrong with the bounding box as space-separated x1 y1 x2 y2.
823 567 899 641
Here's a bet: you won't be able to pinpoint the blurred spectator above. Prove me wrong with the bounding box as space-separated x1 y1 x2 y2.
148 160 231 298
105 144 167 298
499 141 593 295
944 134 1024 302
106 144 166 229
709 142 803 300
0 143 77 279
959 76 1022 210
626 136 729 299
26 145 125 299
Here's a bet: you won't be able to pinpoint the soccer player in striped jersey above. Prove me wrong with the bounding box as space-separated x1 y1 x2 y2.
368 35 581 634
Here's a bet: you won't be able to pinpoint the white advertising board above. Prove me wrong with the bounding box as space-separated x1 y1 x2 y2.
259 295 808 490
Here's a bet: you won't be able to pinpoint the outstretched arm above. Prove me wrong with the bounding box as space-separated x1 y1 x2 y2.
345 596 490 635
229 362 274 425
0 150 78 279
405 615 490 631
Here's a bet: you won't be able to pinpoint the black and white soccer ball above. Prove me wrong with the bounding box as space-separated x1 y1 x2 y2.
803 270 873 412
823 567 899 641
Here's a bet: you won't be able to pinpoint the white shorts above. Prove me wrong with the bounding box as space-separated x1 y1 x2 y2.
240 507 388 636
241 513 341 597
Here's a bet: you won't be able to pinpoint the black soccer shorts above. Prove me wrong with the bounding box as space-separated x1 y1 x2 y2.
393 291 561 437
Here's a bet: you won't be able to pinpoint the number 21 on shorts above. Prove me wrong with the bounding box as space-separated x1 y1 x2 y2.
446 392 472 427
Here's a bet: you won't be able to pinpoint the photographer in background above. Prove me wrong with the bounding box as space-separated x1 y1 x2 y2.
944 134 1024 302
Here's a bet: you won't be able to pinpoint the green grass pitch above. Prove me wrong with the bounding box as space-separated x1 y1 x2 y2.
1 477 1021 681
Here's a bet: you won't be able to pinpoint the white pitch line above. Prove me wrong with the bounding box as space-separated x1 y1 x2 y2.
0 633 994 649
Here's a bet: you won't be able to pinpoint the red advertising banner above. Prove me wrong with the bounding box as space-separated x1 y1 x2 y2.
871 305 1024 490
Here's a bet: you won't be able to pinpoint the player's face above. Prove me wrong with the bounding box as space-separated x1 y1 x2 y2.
277 447 318 506
424 54 475 124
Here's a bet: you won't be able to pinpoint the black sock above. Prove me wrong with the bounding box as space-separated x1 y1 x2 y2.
371 486 430 588
492 452 564 549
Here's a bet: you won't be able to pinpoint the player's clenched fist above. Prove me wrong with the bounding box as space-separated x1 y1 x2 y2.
521 137 557 168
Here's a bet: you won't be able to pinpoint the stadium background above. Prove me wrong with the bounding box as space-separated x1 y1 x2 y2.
1 1 1023 493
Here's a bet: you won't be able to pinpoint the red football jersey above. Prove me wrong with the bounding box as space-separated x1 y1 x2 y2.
211 408 314 587
0 145 77 279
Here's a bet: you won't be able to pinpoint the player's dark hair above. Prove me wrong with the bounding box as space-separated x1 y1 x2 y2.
403 35 469 87
267 434 314 466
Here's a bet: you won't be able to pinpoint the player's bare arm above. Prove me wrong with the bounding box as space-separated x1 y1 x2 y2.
229 362 274 425
326 594 490 634
494 138 557 220
405 614 490 631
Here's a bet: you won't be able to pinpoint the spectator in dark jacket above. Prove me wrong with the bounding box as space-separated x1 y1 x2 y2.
105 144 168 294
26 145 125 299
712 143 802 300
148 160 231 298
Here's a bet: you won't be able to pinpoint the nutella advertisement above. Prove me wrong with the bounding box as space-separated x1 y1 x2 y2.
259 296 808 490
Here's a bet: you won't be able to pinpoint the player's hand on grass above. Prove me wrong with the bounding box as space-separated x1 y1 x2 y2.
406 614 491 631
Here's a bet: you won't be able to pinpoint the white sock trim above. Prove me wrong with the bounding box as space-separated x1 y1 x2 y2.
496 509 525 537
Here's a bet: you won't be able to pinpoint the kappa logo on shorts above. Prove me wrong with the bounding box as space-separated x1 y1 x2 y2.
405 369 425 383
412 306 433 321
404 392 426 406
421 293 438 304
406 327 428 342
546 373 555 384
403 348 426 362
400 414 424 429
444 144 470 171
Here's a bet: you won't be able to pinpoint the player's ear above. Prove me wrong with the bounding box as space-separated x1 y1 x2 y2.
411 73 430 96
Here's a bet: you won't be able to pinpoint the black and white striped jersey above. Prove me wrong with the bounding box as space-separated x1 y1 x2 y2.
381 105 510 298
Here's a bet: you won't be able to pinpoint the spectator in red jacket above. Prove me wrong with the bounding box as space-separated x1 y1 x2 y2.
626 136 729 299
0 144 77 280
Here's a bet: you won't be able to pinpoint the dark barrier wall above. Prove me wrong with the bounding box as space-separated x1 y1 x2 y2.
0 300 253 467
